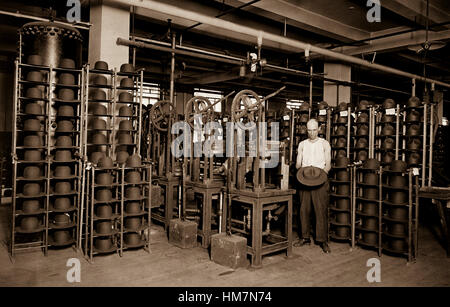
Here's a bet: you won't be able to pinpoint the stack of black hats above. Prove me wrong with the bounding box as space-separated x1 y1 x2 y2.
382 160 409 254
356 159 380 248
314 101 329 138
50 59 79 247
329 156 352 240
404 97 422 168
331 102 351 161
294 103 310 145
88 61 112 165
16 57 48 237
377 99 397 166
355 100 370 162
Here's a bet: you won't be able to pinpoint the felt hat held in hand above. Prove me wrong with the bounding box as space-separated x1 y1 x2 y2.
296 166 327 187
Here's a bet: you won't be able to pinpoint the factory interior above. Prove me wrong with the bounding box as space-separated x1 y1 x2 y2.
0 0 449 288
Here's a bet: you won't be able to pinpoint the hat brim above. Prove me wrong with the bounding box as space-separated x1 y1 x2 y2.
296 167 328 186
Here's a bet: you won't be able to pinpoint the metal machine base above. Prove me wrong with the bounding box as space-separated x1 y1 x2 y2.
230 188 295 268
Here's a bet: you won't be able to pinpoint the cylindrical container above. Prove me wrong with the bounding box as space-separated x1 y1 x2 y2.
19 22 82 68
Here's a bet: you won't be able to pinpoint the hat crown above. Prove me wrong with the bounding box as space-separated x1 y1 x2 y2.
92 89 106 100
358 100 369 110
304 167 320 179
407 96 421 108
335 156 349 167
26 87 43 99
389 160 407 172
357 150 368 161
60 58 75 69
363 158 380 169
58 88 75 100
126 154 141 167
382 98 395 109
94 61 109 70
119 92 133 101
98 156 113 168
318 101 328 110
363 173 378 185
338 102 348 111
120 63 135 73
390 175 407 187
120 78 134 87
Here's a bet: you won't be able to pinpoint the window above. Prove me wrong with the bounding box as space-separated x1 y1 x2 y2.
286 99 304 110
139 82 160 106
194 88 223 112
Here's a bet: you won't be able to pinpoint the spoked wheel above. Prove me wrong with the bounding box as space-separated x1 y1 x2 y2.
231 89 261 129
184 96 213 129
149 100 175 132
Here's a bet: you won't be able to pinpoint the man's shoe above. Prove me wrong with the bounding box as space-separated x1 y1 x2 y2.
294 238 311 247
320 242 331 254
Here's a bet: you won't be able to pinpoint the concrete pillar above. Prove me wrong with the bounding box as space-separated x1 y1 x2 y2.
323 63 351 107
89 2 130 69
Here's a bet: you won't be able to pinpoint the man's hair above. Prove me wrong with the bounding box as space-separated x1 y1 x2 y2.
306 118 319 128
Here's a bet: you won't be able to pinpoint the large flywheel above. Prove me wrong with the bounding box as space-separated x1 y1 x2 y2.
149 100 176 132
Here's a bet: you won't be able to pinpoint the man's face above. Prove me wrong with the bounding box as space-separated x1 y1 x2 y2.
307 122 318 140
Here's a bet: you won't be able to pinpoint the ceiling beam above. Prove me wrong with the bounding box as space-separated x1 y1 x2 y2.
333 29 450 55
382 0 450 29
133 0 299 53
212 0 368 42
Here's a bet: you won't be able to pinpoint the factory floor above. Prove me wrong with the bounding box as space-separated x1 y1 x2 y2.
0 202 449 287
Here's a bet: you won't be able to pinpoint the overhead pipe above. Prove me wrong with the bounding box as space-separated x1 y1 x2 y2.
122 36 411 96
117 38 243 65
113 0 450 89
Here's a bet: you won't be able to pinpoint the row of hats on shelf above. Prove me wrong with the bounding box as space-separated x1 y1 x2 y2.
26 55 78 69
329 158 351 240
25 56 136 75
91 153 147 252
330 158 414 253
292 97 423 119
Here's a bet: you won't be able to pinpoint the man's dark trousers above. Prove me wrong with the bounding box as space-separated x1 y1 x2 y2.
299 181 329 242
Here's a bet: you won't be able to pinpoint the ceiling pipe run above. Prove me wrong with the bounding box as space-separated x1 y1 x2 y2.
112 0 450 90
119 36 412 96
117 38 243 65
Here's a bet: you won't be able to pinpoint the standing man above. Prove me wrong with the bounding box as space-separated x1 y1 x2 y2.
295 119 332 253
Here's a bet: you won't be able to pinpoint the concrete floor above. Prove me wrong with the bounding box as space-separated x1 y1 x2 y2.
0 204 449 287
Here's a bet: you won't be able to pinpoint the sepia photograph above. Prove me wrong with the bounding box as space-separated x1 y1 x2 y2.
0 0 449 296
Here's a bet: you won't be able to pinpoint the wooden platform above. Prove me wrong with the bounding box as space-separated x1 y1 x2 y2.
0 204 449 286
